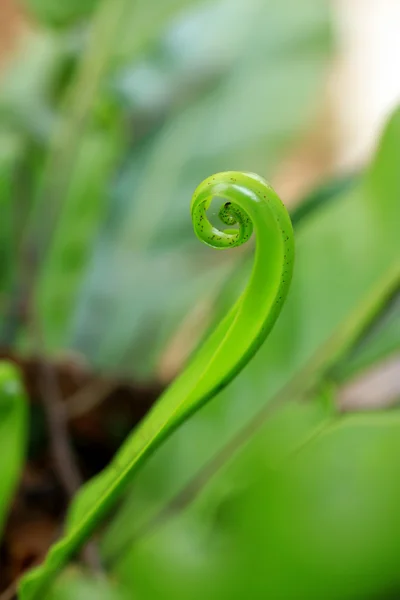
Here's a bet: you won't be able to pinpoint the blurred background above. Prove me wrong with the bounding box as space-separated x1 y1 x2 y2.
0 0 399 598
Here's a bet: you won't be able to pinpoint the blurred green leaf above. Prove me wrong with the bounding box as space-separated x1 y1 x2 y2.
0 361 27 536
110 0 206 65
291 172 359 227
116 409 400 600
101 107 400 573
46 569 127 600
22 0 203 359
22 0 101 28
332 287 400 383
0 32 64 140
35 126 123 353
0 128 24 296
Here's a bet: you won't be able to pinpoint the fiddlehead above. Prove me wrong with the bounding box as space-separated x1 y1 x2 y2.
167 171 294 407
19 171 294 600
192 178 253 248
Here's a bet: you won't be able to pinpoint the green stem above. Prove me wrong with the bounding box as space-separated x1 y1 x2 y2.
27 0 129 270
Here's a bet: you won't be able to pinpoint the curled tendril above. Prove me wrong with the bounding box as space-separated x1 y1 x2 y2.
19 171 294 600
187 170 294 398
192 185 253 248
191 171 285 252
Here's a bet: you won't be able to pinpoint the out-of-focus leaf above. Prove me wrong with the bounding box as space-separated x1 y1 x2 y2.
22 0 100 28
14 0 130 357
46 569 127 600
324 111 400 383
101 108 400 566
0 362 27 536
117 409 400 600
70 0 331 378
21 0 201 358
290 172 359 226
34 126 123 353
110 0 206 65
0 32 64 140
0 128 24 295
332 287 400 383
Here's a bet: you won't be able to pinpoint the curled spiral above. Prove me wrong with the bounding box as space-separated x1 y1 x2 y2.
191 173 256 248
190 172 294 368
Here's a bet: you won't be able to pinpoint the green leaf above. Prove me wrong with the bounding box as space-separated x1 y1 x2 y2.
325 108 400 383
0 32 63 140
0 128 24 296
19 172 295 599
46 569 128 600
0 361 28 536
116 409 400 600
110 0 207 65
101 107 400 565
332 286 400 383
22 0 200 358
290 172 359 227
34 126 123 353
22 0 100 28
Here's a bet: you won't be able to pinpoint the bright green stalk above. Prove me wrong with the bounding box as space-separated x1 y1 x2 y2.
19 171 294 599
0 361 27 536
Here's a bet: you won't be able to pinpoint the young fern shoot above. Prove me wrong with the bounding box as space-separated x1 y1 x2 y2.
19 171 294 600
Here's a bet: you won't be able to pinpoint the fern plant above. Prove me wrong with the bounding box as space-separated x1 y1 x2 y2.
19 171 294 598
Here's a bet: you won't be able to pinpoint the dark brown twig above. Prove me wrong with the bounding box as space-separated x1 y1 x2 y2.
36 354 103 573
36 357 83 497
29 307 103 573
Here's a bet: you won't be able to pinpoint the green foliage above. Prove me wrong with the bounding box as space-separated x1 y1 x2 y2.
4 0 400 599
99 108 400 600
0 129 23 296
35 126 123 351
115 408 400 600
46 569 128 600
0 362 27 536
333 286 400 382
0 32 63 138
22 0 101 28
19 171 295 599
